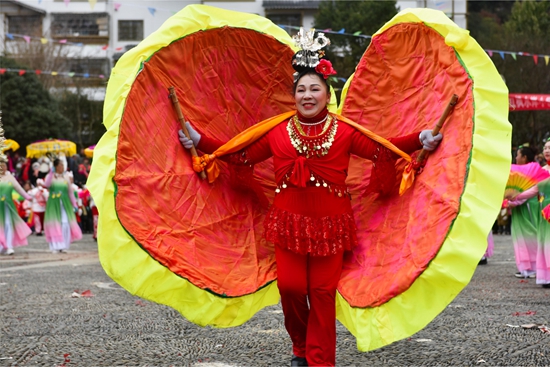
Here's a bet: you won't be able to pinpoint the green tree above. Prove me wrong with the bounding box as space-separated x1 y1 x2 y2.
57 87 105 149
468 1 550 149
314 0 398 93
0 57 72 150
467 1 515 24
501 1 550 148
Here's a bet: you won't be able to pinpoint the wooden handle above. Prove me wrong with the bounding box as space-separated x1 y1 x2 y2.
169 86 207 180
416 94 458 163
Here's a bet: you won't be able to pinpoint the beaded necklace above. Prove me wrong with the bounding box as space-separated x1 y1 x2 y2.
287 114 338 158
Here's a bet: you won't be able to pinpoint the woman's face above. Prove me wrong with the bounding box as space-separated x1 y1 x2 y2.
55 162 64 173
543 142 550 162
294 74 330 119
0 162 6 173
516 149 527 165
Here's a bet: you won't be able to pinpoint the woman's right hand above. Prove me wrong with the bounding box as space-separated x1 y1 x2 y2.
178 122 201 150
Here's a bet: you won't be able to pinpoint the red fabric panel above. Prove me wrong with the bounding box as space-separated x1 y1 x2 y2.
339 23 474 307
115 27 295 296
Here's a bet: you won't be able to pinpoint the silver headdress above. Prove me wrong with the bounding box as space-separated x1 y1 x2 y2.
292 28 331 69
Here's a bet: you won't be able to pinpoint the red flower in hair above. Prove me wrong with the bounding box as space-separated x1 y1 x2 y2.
315 59 337 79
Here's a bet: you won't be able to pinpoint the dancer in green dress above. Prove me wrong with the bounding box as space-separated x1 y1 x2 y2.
0 161 32 255
44 159 82 253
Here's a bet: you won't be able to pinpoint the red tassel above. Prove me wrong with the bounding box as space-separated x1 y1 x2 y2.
365 146 398 196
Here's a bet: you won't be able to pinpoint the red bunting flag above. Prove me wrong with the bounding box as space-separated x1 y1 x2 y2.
0 69 6 75
102 45 108 50
533 55 538 65
19 70 26 76
35 70 42 75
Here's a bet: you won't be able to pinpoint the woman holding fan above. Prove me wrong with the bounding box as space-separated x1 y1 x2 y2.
179 29 442 367
512 139 550 288
507 146 547 279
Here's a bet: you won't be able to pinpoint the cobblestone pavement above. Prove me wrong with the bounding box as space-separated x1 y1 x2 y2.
1 234 549 366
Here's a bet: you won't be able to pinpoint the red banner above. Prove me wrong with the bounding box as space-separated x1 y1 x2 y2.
509 94 550 111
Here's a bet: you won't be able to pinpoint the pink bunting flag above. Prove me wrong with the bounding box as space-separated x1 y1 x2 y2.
114 2 121 11
59 39 67 44
23 36 31 43
487 50 493 57
64 0 70 6
533 55 538 65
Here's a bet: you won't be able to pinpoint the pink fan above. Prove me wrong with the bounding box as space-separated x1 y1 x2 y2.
505 162 550 198
542 203 550 224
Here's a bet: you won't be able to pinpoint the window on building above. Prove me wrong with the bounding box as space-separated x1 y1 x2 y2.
8 16 43 37
65 58 110 76
51 13 109 38
118 20 144 41
266 13 301 35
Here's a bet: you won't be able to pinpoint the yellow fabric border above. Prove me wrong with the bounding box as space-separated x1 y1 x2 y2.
87 4 300 328
336 8 511 351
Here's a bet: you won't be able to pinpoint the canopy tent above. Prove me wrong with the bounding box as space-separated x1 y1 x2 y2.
1 139 20 152
84 145 95 158
26 139 77 158
509 94 550 111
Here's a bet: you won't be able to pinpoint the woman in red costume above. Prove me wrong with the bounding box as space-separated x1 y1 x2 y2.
179 30 443 367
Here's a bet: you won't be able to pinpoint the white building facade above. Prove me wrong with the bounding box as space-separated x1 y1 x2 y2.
1 0 467 92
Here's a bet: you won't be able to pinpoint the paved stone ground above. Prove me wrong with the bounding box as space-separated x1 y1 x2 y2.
1 233 549 366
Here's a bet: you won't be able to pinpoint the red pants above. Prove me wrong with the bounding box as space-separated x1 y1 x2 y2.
33 211 45 234
276 246 344 367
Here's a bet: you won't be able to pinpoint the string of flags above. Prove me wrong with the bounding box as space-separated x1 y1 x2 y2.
0 67 105 79
485 49 550 66
279 24 550 66
6 28 550 72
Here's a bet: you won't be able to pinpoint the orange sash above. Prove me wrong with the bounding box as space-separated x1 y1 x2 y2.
193 110 416 194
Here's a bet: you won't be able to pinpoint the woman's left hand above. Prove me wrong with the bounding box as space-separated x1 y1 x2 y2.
419 130 443 151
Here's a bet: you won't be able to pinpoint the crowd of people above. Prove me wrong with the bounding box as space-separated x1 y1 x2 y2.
0 150 96 256
490 141 550 289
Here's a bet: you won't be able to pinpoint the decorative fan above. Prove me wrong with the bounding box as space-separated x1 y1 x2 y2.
88 5 511 352
505 162 550 198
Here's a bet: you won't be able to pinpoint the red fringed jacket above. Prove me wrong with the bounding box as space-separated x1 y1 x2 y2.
198 114 422 256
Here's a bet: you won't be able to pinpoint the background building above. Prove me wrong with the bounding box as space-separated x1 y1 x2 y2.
1 0 467 97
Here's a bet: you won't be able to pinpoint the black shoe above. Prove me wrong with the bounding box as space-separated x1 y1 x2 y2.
291 355 308 367
542 284 550 288
478 258 488 265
